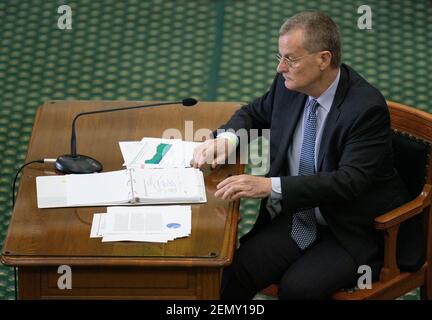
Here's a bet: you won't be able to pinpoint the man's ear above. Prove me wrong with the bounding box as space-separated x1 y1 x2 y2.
319 51 332 70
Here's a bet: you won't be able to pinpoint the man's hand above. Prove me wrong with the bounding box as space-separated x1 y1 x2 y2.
191 137 234 169
214 175 272 201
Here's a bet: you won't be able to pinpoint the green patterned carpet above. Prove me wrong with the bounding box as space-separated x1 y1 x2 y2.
1 0 431 300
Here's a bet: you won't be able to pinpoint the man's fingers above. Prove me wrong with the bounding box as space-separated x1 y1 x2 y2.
229 191 247 201
216 175 237 189
197 154 207 168
214 185 229 198
192 140 216 168
193 138 229 169
192 145 212 168
223 187 248 201
215 183 244 200
212 152 227 168
220 186 237 200
214 184 232 198
214 176 270 200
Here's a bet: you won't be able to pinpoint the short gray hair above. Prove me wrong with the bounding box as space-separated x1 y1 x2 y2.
279 11 341 68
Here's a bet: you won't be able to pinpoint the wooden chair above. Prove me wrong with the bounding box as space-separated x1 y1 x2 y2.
261 100 432 300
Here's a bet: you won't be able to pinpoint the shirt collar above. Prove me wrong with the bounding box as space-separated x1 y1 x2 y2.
308 68 341 113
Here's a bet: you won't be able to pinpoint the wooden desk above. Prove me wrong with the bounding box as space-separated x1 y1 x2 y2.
1 100 243 299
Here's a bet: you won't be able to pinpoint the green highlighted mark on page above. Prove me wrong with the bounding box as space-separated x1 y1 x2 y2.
144 143 172 164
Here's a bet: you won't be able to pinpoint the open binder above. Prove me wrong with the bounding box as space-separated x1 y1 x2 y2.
36 167 207 208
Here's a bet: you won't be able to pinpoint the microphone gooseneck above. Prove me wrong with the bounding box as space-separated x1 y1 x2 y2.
56 98 197 174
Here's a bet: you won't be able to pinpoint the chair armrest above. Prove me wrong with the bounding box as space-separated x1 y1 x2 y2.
372 184 431 282
374 184 431 230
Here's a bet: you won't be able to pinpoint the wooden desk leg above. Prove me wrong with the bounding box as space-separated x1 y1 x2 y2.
18 266 221 300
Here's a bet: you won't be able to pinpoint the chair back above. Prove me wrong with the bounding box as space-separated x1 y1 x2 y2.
388 101 432 271
392 131 430 200
389 101 432 187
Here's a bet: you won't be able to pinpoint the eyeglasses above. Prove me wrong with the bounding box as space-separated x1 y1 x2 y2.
276 53 316 68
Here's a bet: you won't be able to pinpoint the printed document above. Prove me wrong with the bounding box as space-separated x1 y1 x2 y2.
90 205 191 243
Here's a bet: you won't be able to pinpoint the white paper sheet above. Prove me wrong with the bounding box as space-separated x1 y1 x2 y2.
119 137 202 169
90 213 106 238
90 206 191 243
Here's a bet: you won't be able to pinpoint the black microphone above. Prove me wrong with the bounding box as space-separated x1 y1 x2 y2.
55 98 198 174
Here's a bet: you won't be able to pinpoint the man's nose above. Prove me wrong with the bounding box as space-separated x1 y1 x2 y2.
276 60 287 73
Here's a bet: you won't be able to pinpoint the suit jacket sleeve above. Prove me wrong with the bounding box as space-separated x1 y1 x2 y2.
280 104 391 212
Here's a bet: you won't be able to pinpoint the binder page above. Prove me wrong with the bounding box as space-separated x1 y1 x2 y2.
131 168 206 203
36 175 68 208
66 169 131 206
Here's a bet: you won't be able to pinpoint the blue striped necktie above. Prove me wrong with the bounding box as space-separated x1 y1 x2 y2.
291 98 319 250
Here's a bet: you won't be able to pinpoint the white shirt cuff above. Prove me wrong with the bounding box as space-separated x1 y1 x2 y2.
270 177 282 200
216 132 239 148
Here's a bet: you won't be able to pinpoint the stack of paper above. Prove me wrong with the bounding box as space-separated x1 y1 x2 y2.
119 137 202 169
90 205 191 243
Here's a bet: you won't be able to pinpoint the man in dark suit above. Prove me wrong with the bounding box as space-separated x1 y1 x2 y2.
191 11 409 299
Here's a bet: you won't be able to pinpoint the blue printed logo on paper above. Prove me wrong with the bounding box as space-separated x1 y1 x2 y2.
166 223 181 229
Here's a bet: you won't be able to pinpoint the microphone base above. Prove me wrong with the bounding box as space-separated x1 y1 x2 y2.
55 155 103 174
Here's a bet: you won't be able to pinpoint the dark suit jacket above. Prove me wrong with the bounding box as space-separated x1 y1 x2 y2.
219 63 411 269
